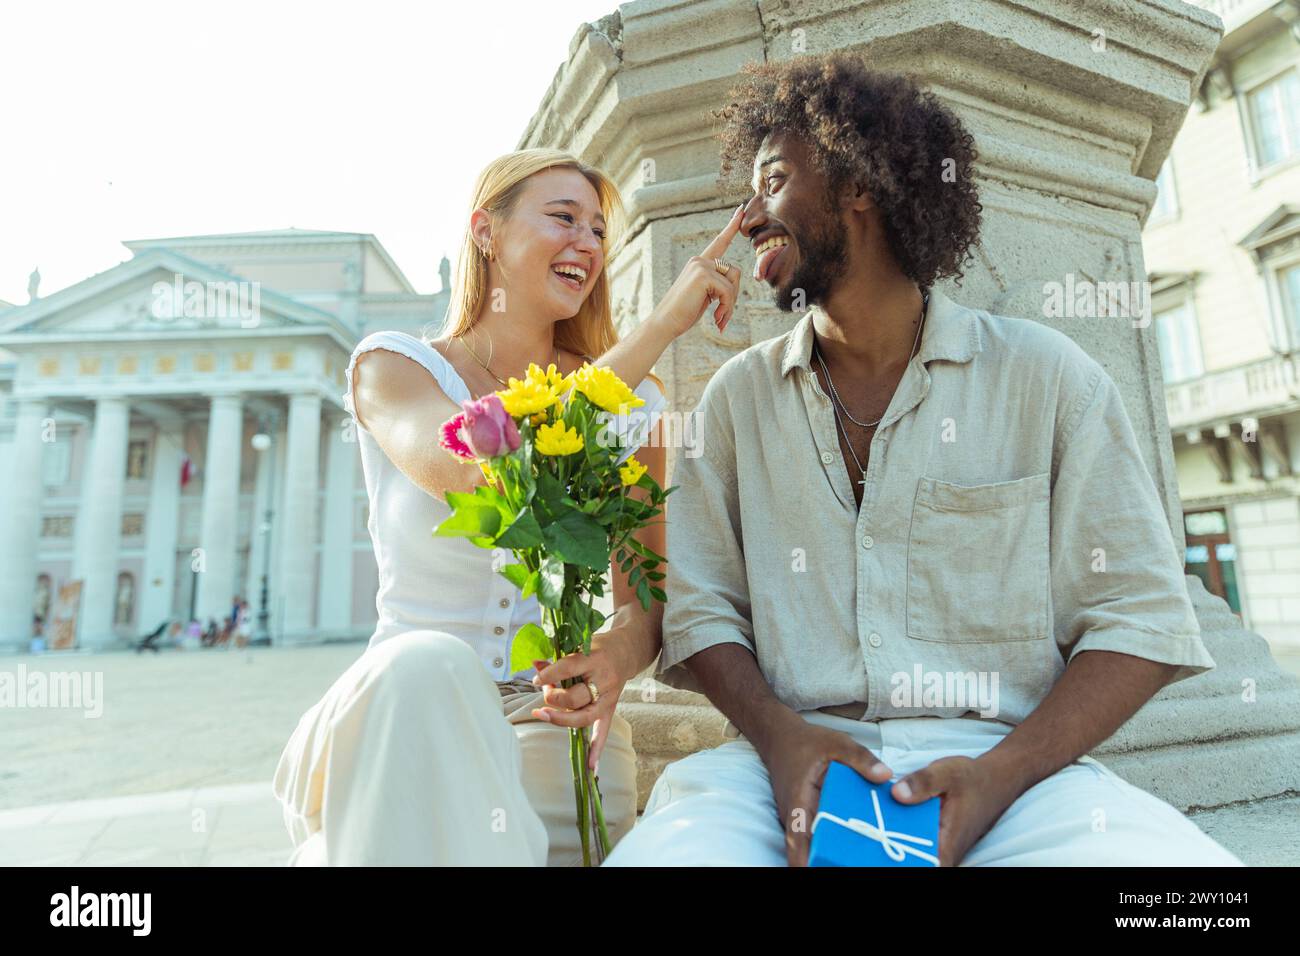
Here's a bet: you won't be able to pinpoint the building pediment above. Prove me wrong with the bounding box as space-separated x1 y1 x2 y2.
1240 205 1300 261
0 248 351 345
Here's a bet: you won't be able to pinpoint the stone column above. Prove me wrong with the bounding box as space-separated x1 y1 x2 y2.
195 395 244 625
0 400 50 649
72 397 130 648
278 391 322 640
139 422 184 632
244 418 277 628
525 0 1300 839
316 410 356 637
268 417 289 635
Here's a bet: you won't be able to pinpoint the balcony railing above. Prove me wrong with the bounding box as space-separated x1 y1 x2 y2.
1188 0 1282 34
1166 351 1300 431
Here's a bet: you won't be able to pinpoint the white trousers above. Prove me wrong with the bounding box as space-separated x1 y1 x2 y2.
604 711 1245 866
272 630 638 866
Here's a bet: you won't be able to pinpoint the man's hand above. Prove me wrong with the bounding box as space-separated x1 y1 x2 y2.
890 752 1024 866
763 718 894 867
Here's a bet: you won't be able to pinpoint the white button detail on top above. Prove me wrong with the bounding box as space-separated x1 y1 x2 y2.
820 451 835 464
868 632 882 648
492 656 503 669
493 625 505 635
498 598 510 608
862 535 874 549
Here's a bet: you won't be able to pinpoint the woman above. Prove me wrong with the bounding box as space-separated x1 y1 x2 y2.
272 148 745 865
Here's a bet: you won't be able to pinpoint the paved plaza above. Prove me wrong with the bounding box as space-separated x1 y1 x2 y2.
0 642 365 865
3 642 1299 866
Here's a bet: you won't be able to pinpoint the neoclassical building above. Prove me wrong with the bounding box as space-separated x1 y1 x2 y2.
0 230 450 651
1143 0 1300 651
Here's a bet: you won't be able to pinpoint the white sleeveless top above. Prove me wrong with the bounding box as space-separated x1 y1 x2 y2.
344 330 667 680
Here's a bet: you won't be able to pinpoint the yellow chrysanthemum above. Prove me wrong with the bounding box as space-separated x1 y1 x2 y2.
478 460 497 484
529 410 548 426
535 420 584 456
539 362 574 396
570 364 644 415
496 362 566 417
619 454 647 486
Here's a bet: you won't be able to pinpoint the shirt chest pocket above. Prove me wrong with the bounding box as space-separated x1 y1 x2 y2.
906 472 1050 644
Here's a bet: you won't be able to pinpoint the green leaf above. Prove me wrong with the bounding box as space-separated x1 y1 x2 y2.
537 556 565 609
496 508 544 549
433 503 501 538
475 483 515 523
509 622 553 676
520 570 539 600
498 563 531 590
444 490 484 511
541 510 611 571
535 469 567 515
648 585 667 602
636 577 651 612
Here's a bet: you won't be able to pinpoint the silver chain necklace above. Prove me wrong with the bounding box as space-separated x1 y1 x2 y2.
828 394 869 488
814 292 929 429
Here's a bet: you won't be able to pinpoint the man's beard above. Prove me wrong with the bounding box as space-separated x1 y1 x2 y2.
773 211 848 312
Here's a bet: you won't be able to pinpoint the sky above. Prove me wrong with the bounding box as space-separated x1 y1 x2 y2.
0 0 622 305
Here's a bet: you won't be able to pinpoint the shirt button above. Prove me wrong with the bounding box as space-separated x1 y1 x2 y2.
820 451 834 464
493 625 505 635
862 535 874 549
868 632 882 648
498 598 510 608
492 656 503 668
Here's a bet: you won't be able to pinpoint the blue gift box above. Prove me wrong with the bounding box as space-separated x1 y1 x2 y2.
808 760 941 867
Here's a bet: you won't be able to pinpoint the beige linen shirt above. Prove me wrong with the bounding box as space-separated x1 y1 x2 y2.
657 287 1214 725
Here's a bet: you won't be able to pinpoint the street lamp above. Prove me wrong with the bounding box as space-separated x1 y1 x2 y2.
250 428 276 646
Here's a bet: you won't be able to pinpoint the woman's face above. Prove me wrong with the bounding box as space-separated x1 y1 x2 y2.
480 167 607 322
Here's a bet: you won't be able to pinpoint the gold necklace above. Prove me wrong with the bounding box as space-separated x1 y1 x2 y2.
456 327 560 388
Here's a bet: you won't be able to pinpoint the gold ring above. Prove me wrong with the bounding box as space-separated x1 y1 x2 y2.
585 679 600 705
714 258 735 277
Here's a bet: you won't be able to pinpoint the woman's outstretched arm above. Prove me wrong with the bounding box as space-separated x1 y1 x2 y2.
351 349 487 502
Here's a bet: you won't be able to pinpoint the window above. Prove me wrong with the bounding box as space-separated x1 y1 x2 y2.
40 515 74 538
1151 159 1178 221
1154 302 1204 383
1275 261 1300 351
1248 70 1300 169
42 437 71 486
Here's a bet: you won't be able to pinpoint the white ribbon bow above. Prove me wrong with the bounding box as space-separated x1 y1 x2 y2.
812 788 940 866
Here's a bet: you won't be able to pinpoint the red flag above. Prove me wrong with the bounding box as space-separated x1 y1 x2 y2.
180 455 193 488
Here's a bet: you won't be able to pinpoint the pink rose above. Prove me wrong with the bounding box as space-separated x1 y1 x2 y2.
460 394 520 458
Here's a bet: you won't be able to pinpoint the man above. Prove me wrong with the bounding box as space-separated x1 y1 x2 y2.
605 54 1242 867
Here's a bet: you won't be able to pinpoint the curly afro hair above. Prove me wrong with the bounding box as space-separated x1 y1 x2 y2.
715 53 983 291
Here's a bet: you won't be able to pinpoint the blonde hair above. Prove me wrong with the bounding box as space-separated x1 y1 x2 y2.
438 148 663 392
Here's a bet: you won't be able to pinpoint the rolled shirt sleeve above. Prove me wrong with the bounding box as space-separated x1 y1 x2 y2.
656 373 757 693
1050 364 1216 685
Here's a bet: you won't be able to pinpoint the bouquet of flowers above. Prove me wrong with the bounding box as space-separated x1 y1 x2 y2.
433 361 673 864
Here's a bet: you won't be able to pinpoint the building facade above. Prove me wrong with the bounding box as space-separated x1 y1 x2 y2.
1145 0 1300 651
0 230 450 652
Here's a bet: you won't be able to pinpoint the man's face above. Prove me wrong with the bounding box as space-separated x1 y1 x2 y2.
741 131 848 312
